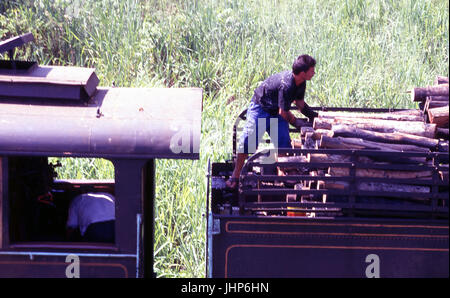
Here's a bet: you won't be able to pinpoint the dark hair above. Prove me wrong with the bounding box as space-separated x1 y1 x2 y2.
292 54 316 75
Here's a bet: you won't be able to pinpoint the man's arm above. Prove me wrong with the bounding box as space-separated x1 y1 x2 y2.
295 99 318 122
279 108 296 125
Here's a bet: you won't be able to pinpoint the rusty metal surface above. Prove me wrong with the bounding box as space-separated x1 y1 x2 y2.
0 87 202 159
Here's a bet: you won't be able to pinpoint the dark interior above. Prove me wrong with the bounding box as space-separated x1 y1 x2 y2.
8 156 115 243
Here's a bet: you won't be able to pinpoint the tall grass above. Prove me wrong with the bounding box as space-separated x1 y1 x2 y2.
1 0 448 277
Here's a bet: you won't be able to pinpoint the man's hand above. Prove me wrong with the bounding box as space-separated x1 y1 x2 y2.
295 100 318 122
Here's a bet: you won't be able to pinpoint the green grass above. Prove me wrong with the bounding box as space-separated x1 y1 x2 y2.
1 0 448 277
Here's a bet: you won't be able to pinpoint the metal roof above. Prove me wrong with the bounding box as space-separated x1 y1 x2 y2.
0 87 202 159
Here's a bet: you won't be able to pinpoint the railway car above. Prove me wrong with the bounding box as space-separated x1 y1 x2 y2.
206 106 449 278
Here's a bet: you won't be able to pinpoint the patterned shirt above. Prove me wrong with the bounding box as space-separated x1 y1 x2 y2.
252 70 306 115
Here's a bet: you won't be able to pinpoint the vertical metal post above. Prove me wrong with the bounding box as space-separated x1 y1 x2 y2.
142 159 155 278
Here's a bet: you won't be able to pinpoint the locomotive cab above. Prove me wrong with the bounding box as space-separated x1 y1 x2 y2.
0 33 203 277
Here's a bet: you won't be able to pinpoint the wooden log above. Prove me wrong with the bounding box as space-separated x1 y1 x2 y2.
308 148 430 166
323 180 348 190
319 135 430 152
428 106 449 127
277 155 308 163
311 129 333 140
411 84 449 102
314 117 436 138
434 76 449 85
331 124 439 149
307 153 374 164
291 138 302 148
287 183 308 216
437 140 449 152
318 111 424 122
358 182 430 193
317 180 327 204
323 180 430 194
424 98 448 111
427 95 449 101
300 126 314 136
302 132 316 149
388 109 424 116
436 128 449 140
277 155 308 181
328 167 432 179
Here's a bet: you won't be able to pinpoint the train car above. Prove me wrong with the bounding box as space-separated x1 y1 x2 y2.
0 33 202 278
207 106 449 278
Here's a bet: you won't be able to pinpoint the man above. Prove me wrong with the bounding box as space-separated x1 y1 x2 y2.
226 54 318 189
66 192 115 243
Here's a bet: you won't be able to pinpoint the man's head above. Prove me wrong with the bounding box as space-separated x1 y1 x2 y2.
292 54 316 85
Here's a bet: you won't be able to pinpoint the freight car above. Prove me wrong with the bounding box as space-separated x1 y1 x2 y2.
206 104 449 277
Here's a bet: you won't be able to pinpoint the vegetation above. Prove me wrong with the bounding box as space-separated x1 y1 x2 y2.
1 0 448 277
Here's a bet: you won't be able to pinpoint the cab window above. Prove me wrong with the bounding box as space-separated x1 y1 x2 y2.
8 156 115 244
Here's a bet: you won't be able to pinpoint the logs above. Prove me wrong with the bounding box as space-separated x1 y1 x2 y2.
318 110 424 122
424 97 448 110
434 76 449 85
302 132 316 149
331 124 438 149
427 106 449 128
437 128 449 139
279 75 449 213
328 167 432 179
307 153 374 164
414 76 449 131
411 84 448 102
314 117 436 138
319 135 430 152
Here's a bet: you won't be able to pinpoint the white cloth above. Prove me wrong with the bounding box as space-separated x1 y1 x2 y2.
66 192 115 236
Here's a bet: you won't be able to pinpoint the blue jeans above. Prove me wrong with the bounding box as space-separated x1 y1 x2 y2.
237 101 291 154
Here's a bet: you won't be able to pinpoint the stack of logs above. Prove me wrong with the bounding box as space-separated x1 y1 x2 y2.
284 75 449 208
413 75 449 139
